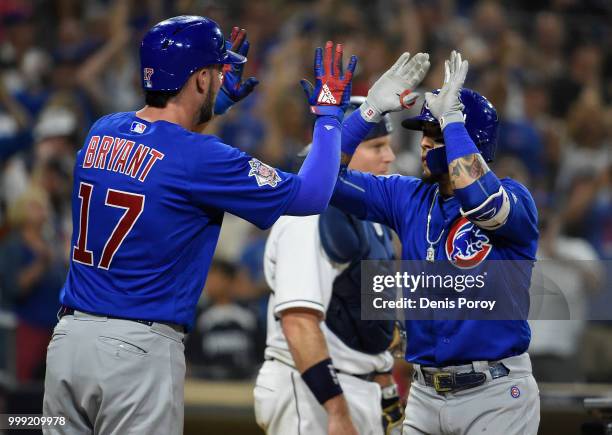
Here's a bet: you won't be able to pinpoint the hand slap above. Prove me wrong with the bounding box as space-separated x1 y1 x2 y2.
301 41 357 118
424 50 469 128
361 51 430 122
214 26 259 115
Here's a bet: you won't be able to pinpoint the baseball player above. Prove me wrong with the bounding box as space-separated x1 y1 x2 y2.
255 53 431 435
42 15 357 435
330 51 540 435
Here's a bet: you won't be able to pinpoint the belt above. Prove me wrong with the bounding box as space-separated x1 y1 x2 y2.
58 306 185 333
336 369 379 382
420 362 509 394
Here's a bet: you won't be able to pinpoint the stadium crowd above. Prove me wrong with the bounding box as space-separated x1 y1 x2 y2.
0 0 610 386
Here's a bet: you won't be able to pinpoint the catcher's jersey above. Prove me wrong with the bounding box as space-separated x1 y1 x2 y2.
263 215 393 375
334 171 538 366
61 112 299 329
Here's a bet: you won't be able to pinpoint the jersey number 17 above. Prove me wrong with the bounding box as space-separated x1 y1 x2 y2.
72 182 145 270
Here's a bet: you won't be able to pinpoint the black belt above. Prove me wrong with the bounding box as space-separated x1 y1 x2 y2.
58 306 185 333
336 369 379 382
420 362 509 394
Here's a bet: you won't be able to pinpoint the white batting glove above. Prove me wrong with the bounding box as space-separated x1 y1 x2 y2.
360 52 431 122
424 50 469 130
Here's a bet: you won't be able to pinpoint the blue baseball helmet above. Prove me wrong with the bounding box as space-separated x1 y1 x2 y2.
401 88 498 162
140 16 246 92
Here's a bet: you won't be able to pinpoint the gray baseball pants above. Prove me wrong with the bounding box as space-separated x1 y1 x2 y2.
42 310 185 435
402 353 540 435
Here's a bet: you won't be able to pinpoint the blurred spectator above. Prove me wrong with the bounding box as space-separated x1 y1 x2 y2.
0 78 31 163
529 209 603 382
0 186 67 383
186 260 263 380
526 12 565 79
0 0 607 390
548 44 603 119
559 92 611 257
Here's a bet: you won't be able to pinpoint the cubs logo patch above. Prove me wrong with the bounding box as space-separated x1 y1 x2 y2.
445 216 492 269
143 68 154 88
248 159 281 188
510 385 520 398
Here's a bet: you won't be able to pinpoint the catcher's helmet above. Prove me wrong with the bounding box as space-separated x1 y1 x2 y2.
140 16 246 92
401 88 498 162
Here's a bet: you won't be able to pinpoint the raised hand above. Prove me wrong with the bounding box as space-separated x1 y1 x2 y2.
214 27 259 115
361 52 430 122
424 50 469 128
300 41 358 120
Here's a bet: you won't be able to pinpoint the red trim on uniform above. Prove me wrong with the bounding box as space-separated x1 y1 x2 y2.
125 144 150 178
138 149 165 182
83 136 100 169
107 137 127 170
112 141 135 173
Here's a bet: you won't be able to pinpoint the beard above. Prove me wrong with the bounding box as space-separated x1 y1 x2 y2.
197 78 216 125
422 170 443 184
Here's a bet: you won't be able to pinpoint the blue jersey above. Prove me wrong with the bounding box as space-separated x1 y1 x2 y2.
61 112 299 329
332 171 538 366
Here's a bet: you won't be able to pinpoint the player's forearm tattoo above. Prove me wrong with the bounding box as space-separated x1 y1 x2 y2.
449 154 490 189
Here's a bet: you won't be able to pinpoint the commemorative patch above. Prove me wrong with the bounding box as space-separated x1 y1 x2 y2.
510 385 520 398
248 159 281 188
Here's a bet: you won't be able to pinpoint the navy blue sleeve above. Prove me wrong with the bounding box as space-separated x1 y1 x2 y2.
286 116 341 215
330 167 420 235
184 136 300 230
318 206 366 263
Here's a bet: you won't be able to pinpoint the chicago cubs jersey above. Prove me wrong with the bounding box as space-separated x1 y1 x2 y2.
263 215 393 375
61 112 299 329
332 171 538 366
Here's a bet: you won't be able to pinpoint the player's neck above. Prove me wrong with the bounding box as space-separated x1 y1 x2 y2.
136 104 198 131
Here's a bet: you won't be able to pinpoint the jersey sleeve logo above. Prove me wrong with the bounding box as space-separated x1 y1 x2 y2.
143 68 154 88
248 159 281 188
445 216 492 269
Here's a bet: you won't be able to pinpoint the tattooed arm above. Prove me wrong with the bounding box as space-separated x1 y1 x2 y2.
426 50 537 240
444 123 538 244
442 122 511 230
448 153 490 190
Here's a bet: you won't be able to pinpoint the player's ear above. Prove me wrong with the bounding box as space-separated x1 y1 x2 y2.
195 68 209 94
